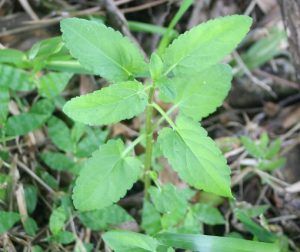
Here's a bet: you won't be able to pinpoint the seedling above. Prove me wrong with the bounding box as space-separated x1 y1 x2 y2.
60 15 253 211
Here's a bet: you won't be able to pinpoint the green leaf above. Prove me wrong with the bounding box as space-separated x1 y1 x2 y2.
160 64 232 120
0 64 35 91
39 169 59 190
39 72 73 99
0 174 10 201
265 139 282 159
162 15 252 77
71 122 86 144
258 158 285 171
241 136 262 159
79 204 133 231
158 115 232 197
63 81 147 126
141 200 162 235
47 116 73 152
0 49 28 66
28 37 64 61
24 217 38 236
149 53 164 81
0 211 20 234
61 18 147 82
149 184 187 214
40 151 76 173
31 245 43 252
156 233 279 252
235 209 276 242
192 203 225 225
63 81 147 125
237 204 269 218
51 231 75 244
259 133 269 149
24 185 38 214
49 207 68 235
103 230 158 252
5 99 55 137
241 28 285 70
149 184 187 229
0 86 9 124
73 139 142 211
75 127 108 158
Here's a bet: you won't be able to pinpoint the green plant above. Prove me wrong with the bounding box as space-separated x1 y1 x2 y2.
55 15 281 250
241 132 285 171
61 15 252 210
0 12 285 251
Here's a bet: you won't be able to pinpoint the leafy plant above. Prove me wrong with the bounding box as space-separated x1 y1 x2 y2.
55 14 281 250
241 132 285 171
61 14 252 211
0 11 284 251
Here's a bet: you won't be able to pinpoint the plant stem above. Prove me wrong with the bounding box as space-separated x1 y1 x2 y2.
144 85 155 199
151 102 176 129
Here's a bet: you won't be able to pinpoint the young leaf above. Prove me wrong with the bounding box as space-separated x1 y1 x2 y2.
149 184 187 229
158 115 232 197
160 64 232 120
162 15 252 77
0 211 20 234
241 136 262 159
39 72 73 99
47 116 73 152
79 204 133 231
156 233 279 252
265 139 282 159
258 158 285 171
49 207 68 235
72 139 142 211
103 230 158 252
61 18 147 82
5 99 55 137
28 37 64 61
149 53 164 81
63 81 147 126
